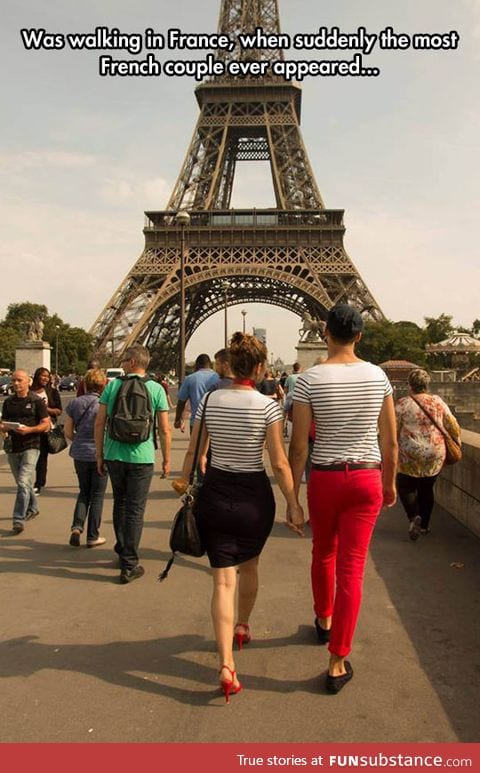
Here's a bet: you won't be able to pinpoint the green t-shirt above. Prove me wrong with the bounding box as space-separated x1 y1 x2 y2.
99 376 168 464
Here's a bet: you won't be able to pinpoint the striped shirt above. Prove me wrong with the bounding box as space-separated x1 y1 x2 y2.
293 362 392 464
195 388 283 472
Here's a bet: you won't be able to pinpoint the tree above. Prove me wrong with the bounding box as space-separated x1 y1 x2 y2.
0 326 21 369
0 303 94 374
423 314 454 344
357 320 426 366
4 302 48 333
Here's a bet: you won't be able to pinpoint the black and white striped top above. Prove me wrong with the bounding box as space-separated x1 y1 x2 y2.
293 362 393 464
195 388 283 472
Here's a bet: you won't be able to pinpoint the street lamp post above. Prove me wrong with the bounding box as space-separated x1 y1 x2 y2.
241 309 247 334
176 210 191 384
221 280 231 348
55 325 60 376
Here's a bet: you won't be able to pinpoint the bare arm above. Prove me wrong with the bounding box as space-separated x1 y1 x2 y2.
378 394 398 508
266 420 304 535
64 415 74 441
15 417 50 436
94 403 107 476
157 410 172 477
180 420 209 483
288 401 312 497
174 399 187 429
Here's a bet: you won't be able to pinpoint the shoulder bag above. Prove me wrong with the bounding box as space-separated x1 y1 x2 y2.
47 424 68 454
410 396 462 466
159 390 213 581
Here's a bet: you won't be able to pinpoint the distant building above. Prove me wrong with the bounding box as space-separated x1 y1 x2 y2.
253 327 267 345
379 360 422 384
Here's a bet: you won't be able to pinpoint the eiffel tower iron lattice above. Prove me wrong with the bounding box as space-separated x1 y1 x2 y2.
90 0 384 372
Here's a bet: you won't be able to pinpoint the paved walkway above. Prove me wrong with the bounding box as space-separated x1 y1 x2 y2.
0 429 479 743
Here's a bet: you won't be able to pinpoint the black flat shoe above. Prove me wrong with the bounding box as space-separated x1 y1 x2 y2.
314 618 330 644
326 661 353 693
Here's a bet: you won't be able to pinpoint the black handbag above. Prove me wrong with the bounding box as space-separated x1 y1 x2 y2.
46 424 68 454
3 434 13 454
159 391 212 581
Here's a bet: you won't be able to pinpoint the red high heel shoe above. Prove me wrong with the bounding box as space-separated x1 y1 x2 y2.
219 665 242 703
234 622 251 650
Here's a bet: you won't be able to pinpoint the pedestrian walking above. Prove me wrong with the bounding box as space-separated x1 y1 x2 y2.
64 368 109 548
76 358 102 397
395 368 461 540
0 370 50 532
177 332 304 702
174 353 219 433
289 304 397 693
31 367 62 494
94 345 171 584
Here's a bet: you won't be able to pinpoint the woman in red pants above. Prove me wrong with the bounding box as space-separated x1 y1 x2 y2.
289 305 398 693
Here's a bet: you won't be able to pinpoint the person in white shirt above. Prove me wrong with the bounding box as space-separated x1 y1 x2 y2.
289 304 397 693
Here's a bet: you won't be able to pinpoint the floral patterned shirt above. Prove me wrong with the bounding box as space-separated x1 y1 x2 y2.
395 393 461 477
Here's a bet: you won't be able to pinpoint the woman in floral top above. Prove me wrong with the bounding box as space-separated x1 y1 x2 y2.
395 369 461 540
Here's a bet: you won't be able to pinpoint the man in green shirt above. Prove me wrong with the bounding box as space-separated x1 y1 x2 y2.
95 345 171 583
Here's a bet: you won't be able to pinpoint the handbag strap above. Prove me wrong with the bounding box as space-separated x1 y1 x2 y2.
189 389 213 486
410 395 459 446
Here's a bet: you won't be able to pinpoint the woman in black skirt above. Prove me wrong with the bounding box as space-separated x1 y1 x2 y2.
178 332 304 702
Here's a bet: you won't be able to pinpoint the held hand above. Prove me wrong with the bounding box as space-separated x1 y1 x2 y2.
172 478 189 495
286 503 305 536
15 424 30 436
382 486 397 509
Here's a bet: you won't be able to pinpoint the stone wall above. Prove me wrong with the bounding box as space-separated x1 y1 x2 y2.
435 429 480 539
394 381 480 433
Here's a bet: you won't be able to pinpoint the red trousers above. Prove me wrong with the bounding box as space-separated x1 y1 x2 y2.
307 468 383 657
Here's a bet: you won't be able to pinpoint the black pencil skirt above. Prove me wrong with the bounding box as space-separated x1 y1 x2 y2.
196 466 276 569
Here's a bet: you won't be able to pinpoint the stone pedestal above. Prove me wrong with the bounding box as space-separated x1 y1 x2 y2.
15 341 51 376
295 339 328 370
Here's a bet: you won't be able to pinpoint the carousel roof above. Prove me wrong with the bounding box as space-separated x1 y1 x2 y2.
426 331 480 353
379 360 421 369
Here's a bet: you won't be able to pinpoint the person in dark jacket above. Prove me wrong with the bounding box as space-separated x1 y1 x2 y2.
31 367 62 493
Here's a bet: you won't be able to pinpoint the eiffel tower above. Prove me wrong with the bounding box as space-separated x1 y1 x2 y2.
91 0 383 371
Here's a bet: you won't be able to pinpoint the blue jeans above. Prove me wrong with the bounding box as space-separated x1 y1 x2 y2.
7 448 40 523
72 459 109 542
106 460 154 570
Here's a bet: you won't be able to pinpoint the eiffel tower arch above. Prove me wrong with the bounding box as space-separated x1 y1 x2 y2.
90 0 383 371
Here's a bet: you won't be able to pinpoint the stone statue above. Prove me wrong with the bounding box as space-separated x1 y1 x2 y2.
299 312 325 342
24 317 45 342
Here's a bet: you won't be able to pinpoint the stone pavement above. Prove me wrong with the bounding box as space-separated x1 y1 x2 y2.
0 428 479 743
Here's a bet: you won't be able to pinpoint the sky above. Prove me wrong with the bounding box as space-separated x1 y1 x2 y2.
1 0 479 364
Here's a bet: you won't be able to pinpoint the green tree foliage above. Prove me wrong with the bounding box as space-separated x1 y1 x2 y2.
357 320 426 366
0 302 93 373
423 314 454 344
0 326 21 369
471 319 480 338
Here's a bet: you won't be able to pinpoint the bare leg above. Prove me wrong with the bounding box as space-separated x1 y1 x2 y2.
329 653 347 677
211 566 239 686
237 556 259 625
317 615 332 630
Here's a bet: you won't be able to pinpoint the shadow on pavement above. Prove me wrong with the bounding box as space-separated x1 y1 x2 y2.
370 501 480 742
0 628 325 706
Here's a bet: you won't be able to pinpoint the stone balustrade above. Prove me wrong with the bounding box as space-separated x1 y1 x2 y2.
436 429 480 538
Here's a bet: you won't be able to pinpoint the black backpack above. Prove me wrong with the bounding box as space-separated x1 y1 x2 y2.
108 376 153 444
